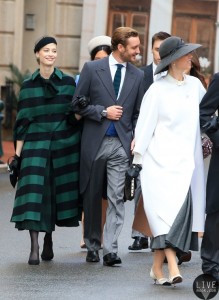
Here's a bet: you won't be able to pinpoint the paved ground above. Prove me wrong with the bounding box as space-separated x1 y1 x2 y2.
0 141 14 173
0 171 207 300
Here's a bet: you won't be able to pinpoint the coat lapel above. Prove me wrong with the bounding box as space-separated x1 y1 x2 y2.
96 59 137 105
118 63 136 106
96 58 116 101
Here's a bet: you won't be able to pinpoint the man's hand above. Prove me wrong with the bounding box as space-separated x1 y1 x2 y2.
75 113 82 120
106 105 123 120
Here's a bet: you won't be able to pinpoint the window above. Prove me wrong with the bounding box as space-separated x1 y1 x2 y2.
25 14 35 31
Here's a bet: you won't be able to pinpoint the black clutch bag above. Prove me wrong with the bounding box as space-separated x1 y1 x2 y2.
7 155 21 188
124 164 142 201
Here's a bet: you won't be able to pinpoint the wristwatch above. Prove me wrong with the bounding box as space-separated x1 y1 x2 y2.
101 109 107 118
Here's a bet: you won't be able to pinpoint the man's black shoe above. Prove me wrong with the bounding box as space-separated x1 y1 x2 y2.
86 250 100 262
103 253 122 266
163 250 192 264
177 250 192 265
128 237 149 250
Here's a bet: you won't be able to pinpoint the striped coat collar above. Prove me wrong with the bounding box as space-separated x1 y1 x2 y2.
31 67 63 81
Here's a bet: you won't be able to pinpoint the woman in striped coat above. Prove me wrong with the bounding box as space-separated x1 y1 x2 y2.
10 36 82 265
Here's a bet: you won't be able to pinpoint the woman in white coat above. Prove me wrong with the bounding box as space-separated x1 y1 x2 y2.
132 36 206 285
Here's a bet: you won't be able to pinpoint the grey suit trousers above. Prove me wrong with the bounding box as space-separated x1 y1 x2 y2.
83 136 129 256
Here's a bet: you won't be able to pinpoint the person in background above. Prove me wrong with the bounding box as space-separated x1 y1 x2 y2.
71 27 145 266
75 35 112 86
131 36 206 285
88 36 112 61
128 31 170 252
199 72 219 283
141 31 171 91
185 51 207 89
79 35 112 249
9 36 81 265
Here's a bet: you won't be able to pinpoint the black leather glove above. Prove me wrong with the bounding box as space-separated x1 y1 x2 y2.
76 95 90 109
7 154 21 188
202 115 219 133
126 164 142 178
124 164 142 201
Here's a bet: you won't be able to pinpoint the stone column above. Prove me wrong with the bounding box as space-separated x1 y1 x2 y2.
13 0 25 70
46 0 56 36
79 0 109 70
147 0 173 65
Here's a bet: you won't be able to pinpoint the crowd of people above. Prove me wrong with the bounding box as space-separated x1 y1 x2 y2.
8 26 219 286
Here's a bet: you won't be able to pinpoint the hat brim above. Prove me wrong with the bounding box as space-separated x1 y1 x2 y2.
154 43 201 75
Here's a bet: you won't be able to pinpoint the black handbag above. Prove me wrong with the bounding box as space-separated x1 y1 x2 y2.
124 164 142 201
7 155 21 188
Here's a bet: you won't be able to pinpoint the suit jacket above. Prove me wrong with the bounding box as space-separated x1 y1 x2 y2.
72 56 145 193
200 72 219 214
140 63 154 92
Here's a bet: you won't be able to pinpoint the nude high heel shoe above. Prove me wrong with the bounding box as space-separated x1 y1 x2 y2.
150 269 171 286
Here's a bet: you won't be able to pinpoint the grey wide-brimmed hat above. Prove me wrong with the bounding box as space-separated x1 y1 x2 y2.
87 35 111 54
154 36 201 75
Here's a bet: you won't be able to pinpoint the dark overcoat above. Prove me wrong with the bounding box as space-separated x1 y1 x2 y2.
71 56 145 194
200 72 219 214
11 68 81 223
140 63 154 92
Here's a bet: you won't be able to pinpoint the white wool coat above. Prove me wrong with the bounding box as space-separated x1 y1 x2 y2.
133 74 206 237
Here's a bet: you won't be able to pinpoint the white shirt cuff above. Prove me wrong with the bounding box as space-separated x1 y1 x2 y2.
132 153 143 165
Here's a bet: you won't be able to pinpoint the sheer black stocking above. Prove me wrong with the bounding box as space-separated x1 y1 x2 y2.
28 230 39 265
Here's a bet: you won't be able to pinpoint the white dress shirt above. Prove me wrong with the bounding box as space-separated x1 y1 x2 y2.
109 54 127 99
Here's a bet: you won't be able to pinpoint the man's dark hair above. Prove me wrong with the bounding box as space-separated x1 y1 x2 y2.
152 31 171 48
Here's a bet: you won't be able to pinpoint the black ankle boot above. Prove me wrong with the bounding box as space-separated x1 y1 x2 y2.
28 230 40 265
41 233 54 261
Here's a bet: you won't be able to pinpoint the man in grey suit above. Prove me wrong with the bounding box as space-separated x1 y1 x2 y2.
71 27 145 266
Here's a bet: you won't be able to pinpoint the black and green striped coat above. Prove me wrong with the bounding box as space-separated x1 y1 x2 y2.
11 68 81 225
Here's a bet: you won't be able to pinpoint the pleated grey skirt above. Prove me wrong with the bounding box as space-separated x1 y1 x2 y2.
150 188 198 252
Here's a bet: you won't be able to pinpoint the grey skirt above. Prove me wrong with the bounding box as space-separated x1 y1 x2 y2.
150 188 198 252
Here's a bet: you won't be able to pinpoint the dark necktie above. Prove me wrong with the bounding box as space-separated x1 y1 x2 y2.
113 64 123 98
105 64 123 137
